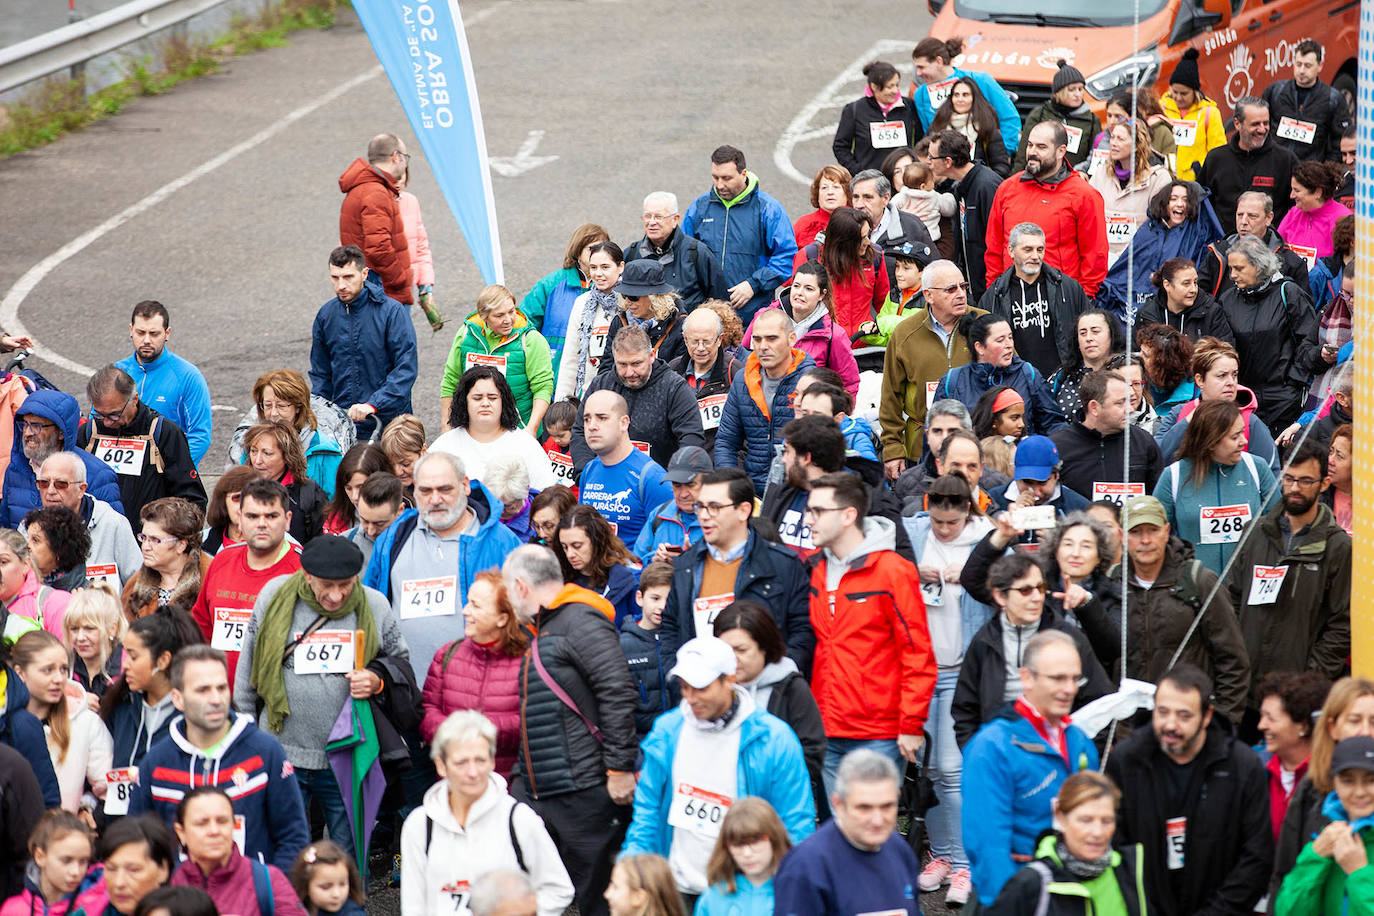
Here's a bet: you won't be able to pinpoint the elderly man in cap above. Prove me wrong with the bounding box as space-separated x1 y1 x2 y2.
621 634 815 905
234 534 409 857
633 445 713 565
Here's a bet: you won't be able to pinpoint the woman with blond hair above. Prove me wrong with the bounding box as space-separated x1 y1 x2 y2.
1088 119 1174 265
62 583 126 700
245 421 327 545
228 369 346 499
441 284 554 433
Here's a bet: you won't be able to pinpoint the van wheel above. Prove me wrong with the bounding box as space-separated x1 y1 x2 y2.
1333 72 1356 119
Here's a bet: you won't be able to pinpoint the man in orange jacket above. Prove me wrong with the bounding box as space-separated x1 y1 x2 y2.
338 133 413 304
805 472 935 795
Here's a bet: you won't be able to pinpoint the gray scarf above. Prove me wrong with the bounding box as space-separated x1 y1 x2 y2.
1054 836 1112 880
574 289 618 396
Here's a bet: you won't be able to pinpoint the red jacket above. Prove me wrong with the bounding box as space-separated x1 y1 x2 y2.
808 534 935 739
338 158 413 304
190 543 302 691
793 244 890 337
984 166 1108 297
420 638 524 778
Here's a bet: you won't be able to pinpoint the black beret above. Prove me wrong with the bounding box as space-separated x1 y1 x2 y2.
300 535 365 579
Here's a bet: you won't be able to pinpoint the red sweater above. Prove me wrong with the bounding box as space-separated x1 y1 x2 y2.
190 543 302 690
421 638 524 778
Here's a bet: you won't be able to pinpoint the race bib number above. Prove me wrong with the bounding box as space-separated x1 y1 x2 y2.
401 576 458 620
548 451 576 486
870 120 907 149
441 880 471 915
1089 148 1109 175
587 322 612 372
697 394 727 431
1092 482 1145 506
1276 116 1316 144
928 77 956 108
1064 125 1083 154
693 593 734 635
1247 565 1288 606
1170 118 1197 147
294 630 354 674
94 437 147 476
464 352 508 375
925 381 939 412
1288 243 1318 270
921 576 944 608
667 782 733 838
234 814 246 855
1199 504 1251 544
631 440 651 455
85 563 119 587
211 607 252 652
105 768 136 816
1106 215 1138 247
1166 816 1186 870
1011 504 1057 530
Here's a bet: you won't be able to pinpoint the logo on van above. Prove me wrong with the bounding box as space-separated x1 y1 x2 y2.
1037 48 1075 70
1224 45 1254 108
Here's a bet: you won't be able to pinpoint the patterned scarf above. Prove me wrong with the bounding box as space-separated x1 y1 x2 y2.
1321 292 1353 351
574 288 618 396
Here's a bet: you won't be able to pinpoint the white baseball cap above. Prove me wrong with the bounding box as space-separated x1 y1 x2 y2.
668 636 738 689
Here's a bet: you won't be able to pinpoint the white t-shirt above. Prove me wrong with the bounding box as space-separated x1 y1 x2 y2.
431 428 557 490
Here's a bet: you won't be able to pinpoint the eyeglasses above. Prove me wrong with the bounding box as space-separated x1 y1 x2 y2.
395 150 411 162
685 338 719 348
18 420 56 433
692 501 741 517
90 396 133 422
1281 474 1323 488
1030 669 1089 689
1005 582 1048 597
136 533 180 547
642 212 674 222
931 282 971 295
35 478 74 491
803 505 847 518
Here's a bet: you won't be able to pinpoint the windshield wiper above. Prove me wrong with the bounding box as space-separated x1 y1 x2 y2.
984 11 1095 26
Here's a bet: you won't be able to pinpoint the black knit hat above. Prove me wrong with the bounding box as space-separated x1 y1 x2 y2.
1169 48 1201 91
1051 59 1086 94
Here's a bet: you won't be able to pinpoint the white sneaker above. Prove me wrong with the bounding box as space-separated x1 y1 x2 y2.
918 856 953 892
945 868 973 907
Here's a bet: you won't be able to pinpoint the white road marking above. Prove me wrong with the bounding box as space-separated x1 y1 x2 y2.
0 2 503 378
773 39 915 186
489 129 559 177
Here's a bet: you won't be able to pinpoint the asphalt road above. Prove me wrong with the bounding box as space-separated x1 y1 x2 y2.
0 1 964 911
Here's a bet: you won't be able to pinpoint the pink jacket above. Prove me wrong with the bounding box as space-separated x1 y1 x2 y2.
421 639 523 778
1277 198 1351 259
398 190 435 286
2 569 70 640
171 850 305 916
744 305 861 397
0 865 107 916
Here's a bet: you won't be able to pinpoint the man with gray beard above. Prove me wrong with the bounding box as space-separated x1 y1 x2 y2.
0 389 124 528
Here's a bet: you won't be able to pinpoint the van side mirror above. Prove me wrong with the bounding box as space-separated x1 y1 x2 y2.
1202 0 1231 28
1170 0 1226 44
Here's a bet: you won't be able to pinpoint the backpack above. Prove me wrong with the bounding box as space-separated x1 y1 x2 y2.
1168 451 1261 500
251 859 274 916
423 802 527 871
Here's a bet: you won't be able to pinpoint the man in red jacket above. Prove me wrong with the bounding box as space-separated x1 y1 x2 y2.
984 121 1108 298
806 472 935 792
338 133 413 304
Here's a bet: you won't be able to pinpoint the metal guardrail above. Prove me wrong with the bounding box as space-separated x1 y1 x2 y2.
0 0 229 94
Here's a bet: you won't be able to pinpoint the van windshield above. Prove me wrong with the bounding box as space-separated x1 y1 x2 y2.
952 0 1169 27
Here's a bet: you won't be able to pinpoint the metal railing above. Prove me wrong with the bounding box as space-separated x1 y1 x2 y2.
0 0 228 94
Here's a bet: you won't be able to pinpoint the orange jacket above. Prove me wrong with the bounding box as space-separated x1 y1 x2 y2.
809 545 936 739
338 158 413 304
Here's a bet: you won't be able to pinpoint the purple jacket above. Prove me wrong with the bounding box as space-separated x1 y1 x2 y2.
420 638 523 778
171 849 305 916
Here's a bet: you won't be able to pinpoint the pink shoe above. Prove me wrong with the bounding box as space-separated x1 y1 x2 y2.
945 868 973 907
918 856 953 892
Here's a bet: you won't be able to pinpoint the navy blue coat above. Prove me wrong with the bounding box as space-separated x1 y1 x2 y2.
0 389 124 528
933 357 1068 436
0 674 61 809
309 272 418 429
714 350 815 491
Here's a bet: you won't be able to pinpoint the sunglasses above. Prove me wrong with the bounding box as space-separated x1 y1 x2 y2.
1006 582 1048 597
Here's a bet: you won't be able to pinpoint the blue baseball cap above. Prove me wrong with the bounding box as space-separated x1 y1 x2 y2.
1014 435 1060 482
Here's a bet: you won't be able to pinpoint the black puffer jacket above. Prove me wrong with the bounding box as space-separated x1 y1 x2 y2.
0 742 43 901
283 477 327 545
951 161 1005 302
1267 775 1328 914
1050 421 1163 501
1133 288 1235 345
513 593 638 798
1260 78 1351 163
1217 273 1323 430
1196 227 1310 300
1195 135 1299 235
570 358 705 473
759 452 914 561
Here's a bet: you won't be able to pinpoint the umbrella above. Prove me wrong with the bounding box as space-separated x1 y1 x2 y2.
327 630 386 882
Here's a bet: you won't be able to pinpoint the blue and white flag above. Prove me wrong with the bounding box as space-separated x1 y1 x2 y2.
352 0 504 284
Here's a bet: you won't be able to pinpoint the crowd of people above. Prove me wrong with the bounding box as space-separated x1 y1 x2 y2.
0 31 1362 916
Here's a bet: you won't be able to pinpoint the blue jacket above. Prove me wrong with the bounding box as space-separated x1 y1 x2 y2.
632 499 702 566
619 619 676 737
0 672 60 809
621 694 815 857
106 689 175 771
682 174 798 321
129 712 308 872
839 416 878 461
521 267 585 371
912 67 1021 154
1153 453 1277 576
694 876 774 916
714 349 815 491
304 429 344 500
962 703 1099 906
933 358 1068 436
114 349 213 465
901 515 997 652
580 564 640 627
309 272 418 428
0 389 124 528
361 480 521 604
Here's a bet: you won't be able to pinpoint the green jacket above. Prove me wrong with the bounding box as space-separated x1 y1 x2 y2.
441 310 554 424
878 305 985 461
1275 830 1374 916
988 833 1145 916
858 288 924 348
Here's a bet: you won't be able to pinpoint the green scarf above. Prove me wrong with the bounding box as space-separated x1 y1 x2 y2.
250 571 379 733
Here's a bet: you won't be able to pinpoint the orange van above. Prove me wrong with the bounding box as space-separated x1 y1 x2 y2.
926 0 1357 121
